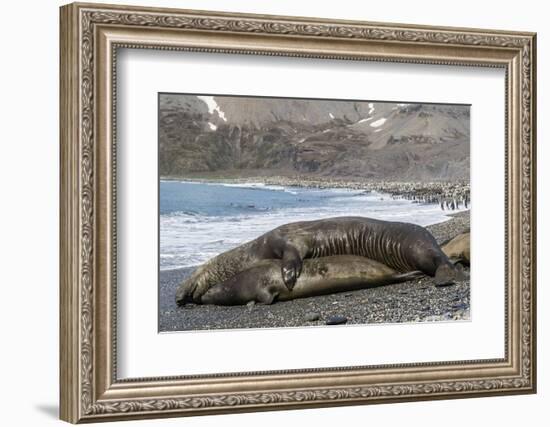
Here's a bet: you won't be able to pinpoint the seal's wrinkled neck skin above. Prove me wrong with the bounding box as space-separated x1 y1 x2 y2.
175 241 259 305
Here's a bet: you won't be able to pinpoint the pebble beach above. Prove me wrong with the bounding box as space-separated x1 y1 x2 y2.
159 211 470 332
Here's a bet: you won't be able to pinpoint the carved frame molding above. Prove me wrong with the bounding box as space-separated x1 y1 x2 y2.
60 2 536 423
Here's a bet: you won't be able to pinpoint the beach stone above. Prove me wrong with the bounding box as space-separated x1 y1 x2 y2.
305 312 320 322
326 315 348 325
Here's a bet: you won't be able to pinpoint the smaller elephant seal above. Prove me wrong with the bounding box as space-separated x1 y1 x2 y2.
200 255 424 306
441 232 470 266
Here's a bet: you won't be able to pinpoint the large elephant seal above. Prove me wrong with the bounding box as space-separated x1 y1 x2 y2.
176 216 461 305
201 256 424 306
441 231 470 266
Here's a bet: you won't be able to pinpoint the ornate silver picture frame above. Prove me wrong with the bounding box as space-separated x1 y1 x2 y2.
60 2 536 423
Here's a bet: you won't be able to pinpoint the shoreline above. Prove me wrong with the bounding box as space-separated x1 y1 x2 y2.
161 174 470 208
159 211 470 332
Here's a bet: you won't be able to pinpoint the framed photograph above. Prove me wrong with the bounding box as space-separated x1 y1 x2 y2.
59 2 537 423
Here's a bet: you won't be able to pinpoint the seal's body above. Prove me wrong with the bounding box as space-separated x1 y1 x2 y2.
201 256 424 306
176 216 460 305
441 232 470 266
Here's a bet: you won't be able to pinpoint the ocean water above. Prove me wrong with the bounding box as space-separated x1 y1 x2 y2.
160 181 467 270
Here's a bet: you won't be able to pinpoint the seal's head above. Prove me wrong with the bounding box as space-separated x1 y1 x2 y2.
175 281 192 306
434 262 468 287
175 264 212 306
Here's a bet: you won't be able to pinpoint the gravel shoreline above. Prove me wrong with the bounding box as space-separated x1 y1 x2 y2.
159 211 470 332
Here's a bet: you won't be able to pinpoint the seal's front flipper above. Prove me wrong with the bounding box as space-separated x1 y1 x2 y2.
394 271 425 283
281 246 303 290
257 288 278 305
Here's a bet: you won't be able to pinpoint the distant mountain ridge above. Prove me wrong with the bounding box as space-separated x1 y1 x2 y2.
159 94 470 181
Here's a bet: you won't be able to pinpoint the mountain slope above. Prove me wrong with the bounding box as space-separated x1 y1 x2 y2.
159 94 470 181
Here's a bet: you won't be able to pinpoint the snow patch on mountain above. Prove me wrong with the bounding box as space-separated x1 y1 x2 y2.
198 96 227 122
368 103 375 115
370 117 387 128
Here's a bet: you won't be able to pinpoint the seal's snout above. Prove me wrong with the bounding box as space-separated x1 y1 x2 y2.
434 263 465 287
175 283 193 306
175 291 185 306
